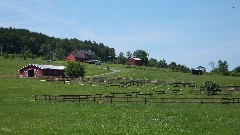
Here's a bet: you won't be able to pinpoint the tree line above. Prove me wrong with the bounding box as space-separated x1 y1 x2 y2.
0 27 115 61
211 60 240 77
115 50 191 73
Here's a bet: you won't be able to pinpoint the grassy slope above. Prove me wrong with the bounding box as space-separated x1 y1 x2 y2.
0 58 240 134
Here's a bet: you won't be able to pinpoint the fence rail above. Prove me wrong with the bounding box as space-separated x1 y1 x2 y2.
34 95 240 104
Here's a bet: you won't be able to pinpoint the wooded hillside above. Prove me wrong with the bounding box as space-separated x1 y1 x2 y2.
0 27 115 61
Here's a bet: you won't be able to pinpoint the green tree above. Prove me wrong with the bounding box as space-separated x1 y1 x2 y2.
180 65 190 73
133 50 149 66
39 43 52 60
20 47 31 60
218 60 229 76
126 51 132 59
148 58 158 67
158 59 168 68
168 62 177 71
65 61 86 78
116 52 126 64
231 66 240 77
233 66 240 73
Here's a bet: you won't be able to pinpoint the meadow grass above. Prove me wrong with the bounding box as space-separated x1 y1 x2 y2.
1 58 240 134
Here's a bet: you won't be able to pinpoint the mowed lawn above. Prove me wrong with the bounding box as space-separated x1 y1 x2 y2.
1 58 240 134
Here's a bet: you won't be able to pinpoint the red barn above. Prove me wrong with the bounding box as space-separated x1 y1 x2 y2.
66 50 92 62
18 64 65 78
127 58 143 66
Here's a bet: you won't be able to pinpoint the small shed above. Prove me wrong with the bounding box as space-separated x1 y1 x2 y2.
192 66 205 75
18 64 65 78
127 58 143 66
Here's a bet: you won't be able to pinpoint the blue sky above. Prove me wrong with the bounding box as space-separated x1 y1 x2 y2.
0 0 239 71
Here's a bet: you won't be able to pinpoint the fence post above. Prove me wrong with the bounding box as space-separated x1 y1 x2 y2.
35 95 37 101
79 96 81 102
93 95 96 102
48 95 50 102
144 97 147 104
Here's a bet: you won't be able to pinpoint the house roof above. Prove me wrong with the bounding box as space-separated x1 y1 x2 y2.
78 50 92 55
71 52 83 58
18 64 65 71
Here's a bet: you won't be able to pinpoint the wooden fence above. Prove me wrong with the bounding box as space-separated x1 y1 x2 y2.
34 94 240 104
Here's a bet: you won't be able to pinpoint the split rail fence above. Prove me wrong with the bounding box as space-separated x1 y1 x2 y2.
35 94 240 105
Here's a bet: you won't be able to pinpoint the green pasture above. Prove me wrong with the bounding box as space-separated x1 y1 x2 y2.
0 58 240 134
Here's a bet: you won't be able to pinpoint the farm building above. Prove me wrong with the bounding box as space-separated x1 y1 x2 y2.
192 66 205 75
127 58 143 66
66 50 93 62
18 64 65 78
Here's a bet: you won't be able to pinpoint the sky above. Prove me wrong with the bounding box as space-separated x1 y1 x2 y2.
0 0 239 71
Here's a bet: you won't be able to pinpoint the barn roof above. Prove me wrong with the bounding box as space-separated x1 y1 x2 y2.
130 57 141 61
18 64 65 71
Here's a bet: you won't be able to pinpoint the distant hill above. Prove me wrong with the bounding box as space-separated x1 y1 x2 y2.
0 27 115 61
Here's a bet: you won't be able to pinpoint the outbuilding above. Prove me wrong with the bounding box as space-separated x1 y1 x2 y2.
192 66 205 75
127 58 143 66
18 64 65 78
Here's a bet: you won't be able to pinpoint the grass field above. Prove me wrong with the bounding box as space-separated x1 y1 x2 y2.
1 57 240 134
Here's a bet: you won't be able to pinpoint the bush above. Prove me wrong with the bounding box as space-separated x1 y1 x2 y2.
65 61 86 78
202 81 220 95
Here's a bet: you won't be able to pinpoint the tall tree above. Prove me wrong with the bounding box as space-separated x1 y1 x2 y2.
133 50 149 66
218 60 229 76
168 62 177 71
158 59 168 68
116 52 126 64
126 51 132 59
148 58 158 67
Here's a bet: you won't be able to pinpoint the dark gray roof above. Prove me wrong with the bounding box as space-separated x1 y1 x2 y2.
71 52 83 58
78 50 92 55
